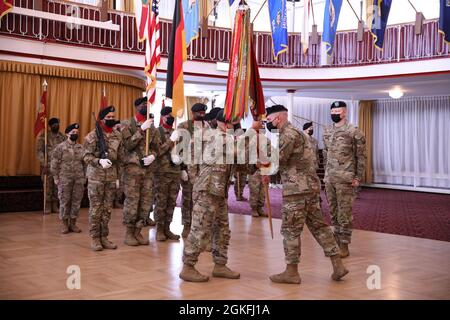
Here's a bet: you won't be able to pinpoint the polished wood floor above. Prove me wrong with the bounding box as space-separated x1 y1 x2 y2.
0 207 449 300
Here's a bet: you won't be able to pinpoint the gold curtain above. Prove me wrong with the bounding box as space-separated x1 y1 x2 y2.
0 60 145 176
123 0 134 12
358 100 374 184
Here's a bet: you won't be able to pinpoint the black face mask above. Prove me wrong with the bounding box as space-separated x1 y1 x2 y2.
105 119 116 128
266 121 277 131
138 107 147 116
331 114 341 123
51 126 59 133
309 130 314 136
233 123 241 131
166 116 175 126
194 115 204 121
69 134 78 141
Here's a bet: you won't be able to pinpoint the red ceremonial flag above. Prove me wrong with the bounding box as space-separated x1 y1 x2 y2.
165 0 187 118
249 32 265 120
34 88 47 138
0 0 13 20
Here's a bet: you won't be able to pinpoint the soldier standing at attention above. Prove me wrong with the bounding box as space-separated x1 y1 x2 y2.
323 101 366 258
177 103 209 238
264 105 348 284
120 97 160 246
232 123 248 201
83 106 123 251
179 110 258 282
51 123 85 234
36 117 65 213
154 106 181 241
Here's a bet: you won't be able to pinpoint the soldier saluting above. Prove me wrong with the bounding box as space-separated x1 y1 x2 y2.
83 106 123 251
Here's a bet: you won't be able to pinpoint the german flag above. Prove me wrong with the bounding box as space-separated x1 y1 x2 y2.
165 0 187 118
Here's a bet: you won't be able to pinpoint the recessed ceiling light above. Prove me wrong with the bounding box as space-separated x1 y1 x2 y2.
389 88 404 99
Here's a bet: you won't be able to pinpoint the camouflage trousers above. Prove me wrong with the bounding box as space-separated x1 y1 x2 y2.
183 191 230 266
87 179 115 238
154 172 180 224
57 176 85 220
180 179 193 226
41 169 58 202
281 194 339 264
122 165 154 227
248 171 265 210
325 181 355 244
234 172 247 198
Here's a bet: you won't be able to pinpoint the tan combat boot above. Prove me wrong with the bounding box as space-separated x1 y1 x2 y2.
257 207 268 217
101 237 117 249
179 264 209 282
269 264 301 284
69 219 82 233
330 254 349 281
91 237 103 251
340 243 350 258
124 226 139 246
251 208 259 217
51 201 59 213
181 224 191 238
61 219 70 234
156 223 166 241
164 223 180 241
134 227 149 245
212 264 240 279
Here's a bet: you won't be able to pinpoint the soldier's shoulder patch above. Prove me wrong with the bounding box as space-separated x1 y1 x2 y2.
84 131 96 143
177 121 188 130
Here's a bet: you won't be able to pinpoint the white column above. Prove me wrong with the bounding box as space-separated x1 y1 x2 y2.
286 90 295 123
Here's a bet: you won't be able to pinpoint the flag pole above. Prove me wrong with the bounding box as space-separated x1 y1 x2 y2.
207 0 223 18
146 98 151 156
264 180 274 239
251 0 268 24
42 79 48 215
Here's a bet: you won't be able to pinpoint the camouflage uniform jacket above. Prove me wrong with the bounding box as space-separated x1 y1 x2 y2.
51 140 85 180
278 122 321 197
121 117 160 171
83 128 123 182
177 120 210 175
156 126 180 174
36 131 65 165
322 121 366 184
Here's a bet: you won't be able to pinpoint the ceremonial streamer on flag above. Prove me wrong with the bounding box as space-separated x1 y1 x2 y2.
34 85 47 138
439 0 450 44
0 0 13 20
268 0 288 59
134 0 161 105
224 6 264 122
165 0 187 118
301 0 311 54
322 0 343 56
368 0 392 50
183 0 200 47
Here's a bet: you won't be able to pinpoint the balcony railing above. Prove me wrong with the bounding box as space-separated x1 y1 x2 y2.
1 0 449 68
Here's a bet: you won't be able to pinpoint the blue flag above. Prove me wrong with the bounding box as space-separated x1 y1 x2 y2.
183 0 199 46
439 0 450 44
369 0 392 50
229 0 235 5
322 0 343 56
268 0 288 59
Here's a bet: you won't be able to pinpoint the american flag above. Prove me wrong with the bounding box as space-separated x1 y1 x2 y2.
145 0 161 105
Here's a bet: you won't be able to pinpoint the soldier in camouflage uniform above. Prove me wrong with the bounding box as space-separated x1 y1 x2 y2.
264 105 348 284
120 97 159 246
83 106 123 251
51 123 85 234
303 122 320 170
113 121 124 209
154 106 181 241
323 101 366 258
177 103 209 238
36 117 65 213
179 110 258 282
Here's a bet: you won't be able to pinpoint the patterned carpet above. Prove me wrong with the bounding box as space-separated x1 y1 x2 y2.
179 186 450 242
